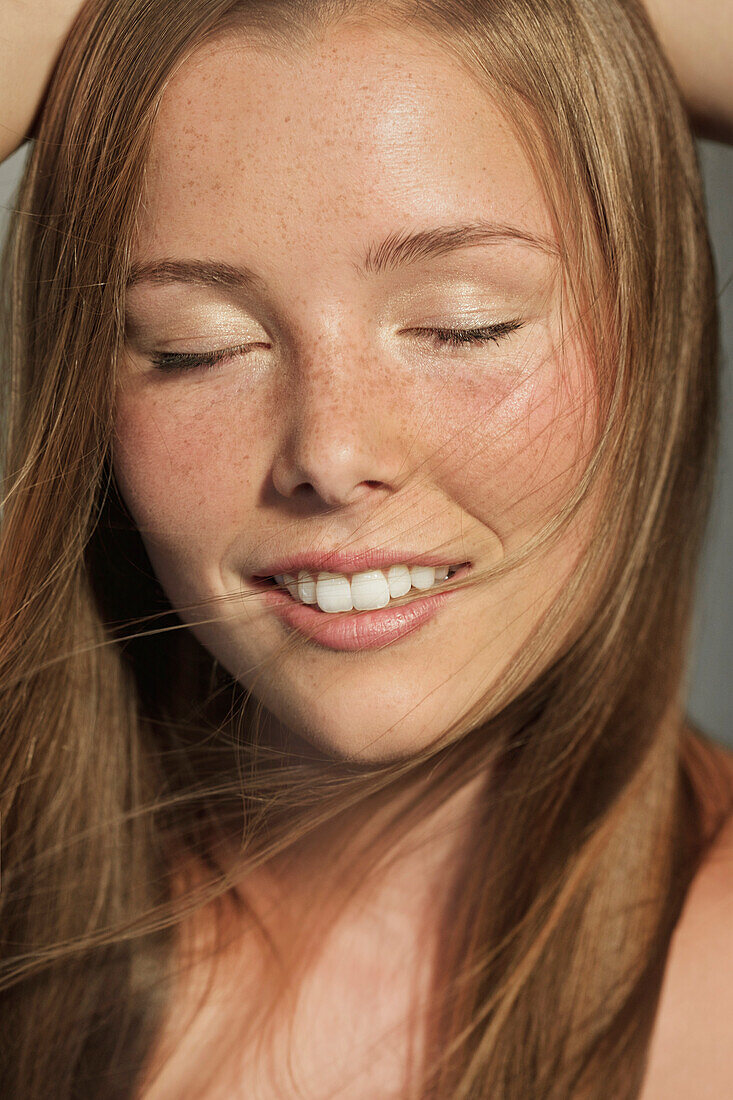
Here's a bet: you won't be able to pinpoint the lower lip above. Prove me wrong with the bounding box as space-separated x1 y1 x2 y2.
251 567 470 652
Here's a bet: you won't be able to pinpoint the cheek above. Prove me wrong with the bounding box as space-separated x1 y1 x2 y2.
112 338 598 575
112 381 267 563
430 342 599 544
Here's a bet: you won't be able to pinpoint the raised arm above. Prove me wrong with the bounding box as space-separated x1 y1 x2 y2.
0 1 88 164
643 0 733 143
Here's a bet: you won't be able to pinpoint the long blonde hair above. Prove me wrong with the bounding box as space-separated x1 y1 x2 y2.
1 0 731 1096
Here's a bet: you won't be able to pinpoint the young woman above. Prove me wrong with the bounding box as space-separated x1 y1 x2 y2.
1 1 732 1097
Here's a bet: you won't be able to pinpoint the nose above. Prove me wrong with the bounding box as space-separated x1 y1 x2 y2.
270 340 406 509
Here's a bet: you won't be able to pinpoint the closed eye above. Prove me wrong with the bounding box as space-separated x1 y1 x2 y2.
415 319 523 350
148 319 524 374
149 342 267 373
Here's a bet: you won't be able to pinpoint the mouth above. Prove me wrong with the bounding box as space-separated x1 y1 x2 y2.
251 562 472 613
250 562 472 652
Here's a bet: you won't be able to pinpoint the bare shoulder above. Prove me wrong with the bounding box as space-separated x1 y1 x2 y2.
639 738 733 1099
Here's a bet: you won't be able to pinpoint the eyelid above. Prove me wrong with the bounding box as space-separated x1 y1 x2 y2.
149 341 265 371
412 319 523 343
148 318 524 373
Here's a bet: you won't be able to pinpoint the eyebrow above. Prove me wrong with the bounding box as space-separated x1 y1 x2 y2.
126 220 558 292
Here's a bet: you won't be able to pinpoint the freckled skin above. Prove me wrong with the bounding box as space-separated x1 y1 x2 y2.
114 20 600 762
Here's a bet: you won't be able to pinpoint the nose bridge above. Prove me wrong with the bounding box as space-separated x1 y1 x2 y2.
271 323 405 506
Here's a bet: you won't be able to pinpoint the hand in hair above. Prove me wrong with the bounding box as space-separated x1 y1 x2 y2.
643 0 733 143
0 0 88 164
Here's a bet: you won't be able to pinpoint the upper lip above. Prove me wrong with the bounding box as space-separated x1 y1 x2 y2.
251 549 471 578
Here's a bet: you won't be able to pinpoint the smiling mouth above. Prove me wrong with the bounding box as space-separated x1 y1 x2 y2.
252 562 471 614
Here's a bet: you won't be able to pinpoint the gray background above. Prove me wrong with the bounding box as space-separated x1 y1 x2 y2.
1 139 731 746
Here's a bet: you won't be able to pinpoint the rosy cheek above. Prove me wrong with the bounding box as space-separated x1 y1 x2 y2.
429 344 598 544
112 386 261 554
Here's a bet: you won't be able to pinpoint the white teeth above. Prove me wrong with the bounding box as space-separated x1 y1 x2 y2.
283 573 299 600
350 569 390 611
409 565 436 590
316 572 353 613
386 563 411 598
269 562 464 613
297 569 317 604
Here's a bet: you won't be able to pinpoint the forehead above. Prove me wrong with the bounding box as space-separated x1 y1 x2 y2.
135 20 556 272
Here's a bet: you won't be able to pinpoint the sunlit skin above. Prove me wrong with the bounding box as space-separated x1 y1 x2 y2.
113 20 608 1094
114 20 599 775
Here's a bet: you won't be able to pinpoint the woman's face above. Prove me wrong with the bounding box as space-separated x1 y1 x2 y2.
114 20 598 762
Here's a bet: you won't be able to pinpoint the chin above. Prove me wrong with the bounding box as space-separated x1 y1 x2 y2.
260 683 462 765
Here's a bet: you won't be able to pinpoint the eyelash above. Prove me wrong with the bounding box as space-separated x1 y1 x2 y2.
149 319 524 373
